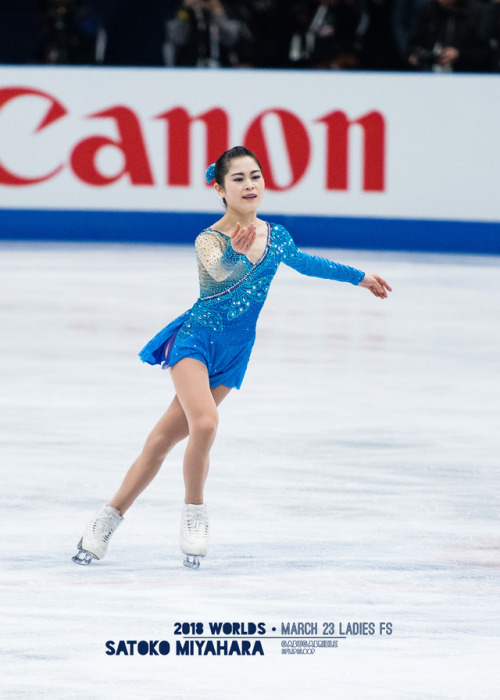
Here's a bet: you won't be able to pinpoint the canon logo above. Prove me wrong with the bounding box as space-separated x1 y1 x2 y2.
0 86 385 192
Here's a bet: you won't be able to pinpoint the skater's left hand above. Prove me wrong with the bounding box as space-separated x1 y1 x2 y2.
359 273 392 299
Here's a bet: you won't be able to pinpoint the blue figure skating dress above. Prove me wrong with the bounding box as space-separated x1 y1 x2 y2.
139 223 365 389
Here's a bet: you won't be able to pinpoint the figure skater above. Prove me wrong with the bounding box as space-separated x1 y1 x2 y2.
73 146 392 569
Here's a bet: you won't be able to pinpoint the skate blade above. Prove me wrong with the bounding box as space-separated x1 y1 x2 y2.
183 555 201 569
72 549 96 566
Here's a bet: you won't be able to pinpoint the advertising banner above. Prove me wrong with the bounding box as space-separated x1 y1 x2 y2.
1 66 499 251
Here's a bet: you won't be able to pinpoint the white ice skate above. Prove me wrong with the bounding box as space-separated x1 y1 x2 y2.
181 503 209 569
72 505 123 565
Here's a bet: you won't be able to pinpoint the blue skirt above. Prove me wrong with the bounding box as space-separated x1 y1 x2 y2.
138 311 190 366
138 312 254 390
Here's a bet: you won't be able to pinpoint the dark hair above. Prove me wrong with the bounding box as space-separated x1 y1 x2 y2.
213 146 262 187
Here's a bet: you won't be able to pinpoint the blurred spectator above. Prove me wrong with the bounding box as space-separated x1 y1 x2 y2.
392 0 426 63
286 1 313 67
243 0 290 67
491 0 500 71
0 0 171 66
407 0 491 72
360 0 401 69
43 0 101 64
91 0 169 66
0 0 45 63
166 0 252 67
287 0 365 69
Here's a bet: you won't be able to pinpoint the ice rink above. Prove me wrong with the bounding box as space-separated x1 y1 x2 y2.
1 239 499 699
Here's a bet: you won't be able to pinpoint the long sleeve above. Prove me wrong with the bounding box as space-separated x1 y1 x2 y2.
195 229 253 297
195 231 241 282
279 228 365 285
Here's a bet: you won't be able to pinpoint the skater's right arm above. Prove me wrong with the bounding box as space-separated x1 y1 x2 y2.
195 231 242 281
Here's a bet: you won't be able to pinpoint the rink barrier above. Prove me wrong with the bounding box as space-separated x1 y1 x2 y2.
0 209 499 254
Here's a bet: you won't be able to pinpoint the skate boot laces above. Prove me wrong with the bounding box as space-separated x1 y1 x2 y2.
92 510 120 543
181 504 209 558
86 505 122 549
184 506 208 539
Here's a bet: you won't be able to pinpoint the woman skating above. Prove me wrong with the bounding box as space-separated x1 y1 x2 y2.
73 146 391 569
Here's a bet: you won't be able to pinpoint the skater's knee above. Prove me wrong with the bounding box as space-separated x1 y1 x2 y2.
190 413 218 442
143 432 171 460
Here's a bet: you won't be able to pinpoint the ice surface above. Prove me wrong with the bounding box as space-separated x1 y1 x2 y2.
0 241 499 699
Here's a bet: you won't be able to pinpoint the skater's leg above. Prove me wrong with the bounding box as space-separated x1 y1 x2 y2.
73 366 228 565
109 382 229 514
170 358 230 505
108 396 187 514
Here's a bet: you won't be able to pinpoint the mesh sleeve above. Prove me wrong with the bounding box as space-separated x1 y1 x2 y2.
195 231 240 282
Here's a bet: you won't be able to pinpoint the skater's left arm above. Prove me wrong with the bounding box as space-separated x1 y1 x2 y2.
280 228 391 297
280 229 365 285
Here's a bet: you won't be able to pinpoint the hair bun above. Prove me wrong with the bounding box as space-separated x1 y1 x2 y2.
205 163 216 184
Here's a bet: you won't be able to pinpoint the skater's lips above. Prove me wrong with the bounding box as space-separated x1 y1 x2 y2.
243 194 257 199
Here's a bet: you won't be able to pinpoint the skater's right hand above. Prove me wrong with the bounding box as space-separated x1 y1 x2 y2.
229 222 257 256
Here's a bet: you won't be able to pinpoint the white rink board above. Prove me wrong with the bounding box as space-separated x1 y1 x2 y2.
1 67 500 222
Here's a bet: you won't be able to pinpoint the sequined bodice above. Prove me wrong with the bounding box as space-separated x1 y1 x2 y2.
195 227 257 298
178 222 364 347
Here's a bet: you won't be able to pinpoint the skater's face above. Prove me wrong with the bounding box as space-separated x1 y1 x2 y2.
216 156 264 212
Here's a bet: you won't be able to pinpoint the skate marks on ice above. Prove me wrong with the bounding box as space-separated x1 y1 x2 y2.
0 243 499 699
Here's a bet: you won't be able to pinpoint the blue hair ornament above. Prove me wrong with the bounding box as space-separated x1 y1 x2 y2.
205 163 216 184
